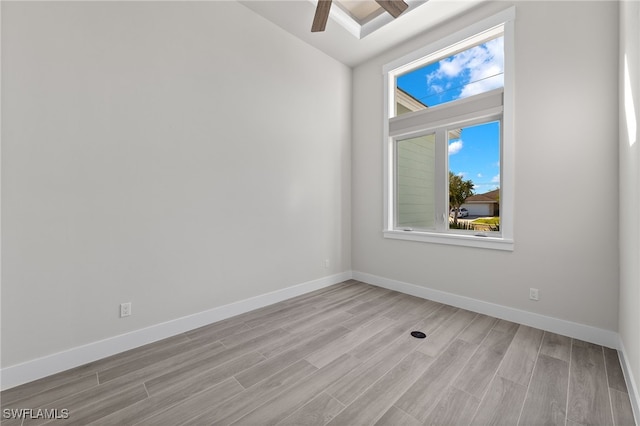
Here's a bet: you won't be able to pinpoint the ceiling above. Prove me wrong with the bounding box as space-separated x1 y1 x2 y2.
239 0 485 68
335 1 384 24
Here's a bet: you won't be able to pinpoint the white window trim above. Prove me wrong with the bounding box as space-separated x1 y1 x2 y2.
382 7 515 251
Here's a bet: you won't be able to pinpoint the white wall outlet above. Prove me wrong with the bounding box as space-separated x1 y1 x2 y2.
324 259 330 269
529 288 539 301
120 302 132 317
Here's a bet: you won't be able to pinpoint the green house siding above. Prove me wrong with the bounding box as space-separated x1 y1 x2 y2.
397 133 435 229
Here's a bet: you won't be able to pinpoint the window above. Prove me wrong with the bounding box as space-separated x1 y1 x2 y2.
383 8 515 250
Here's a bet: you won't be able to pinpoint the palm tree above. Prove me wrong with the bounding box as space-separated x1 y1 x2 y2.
449 171 474 226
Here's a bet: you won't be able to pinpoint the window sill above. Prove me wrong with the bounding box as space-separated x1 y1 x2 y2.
383 229 514 251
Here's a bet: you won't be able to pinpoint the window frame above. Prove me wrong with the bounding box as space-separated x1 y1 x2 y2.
393 107 503 233
382 7 515 251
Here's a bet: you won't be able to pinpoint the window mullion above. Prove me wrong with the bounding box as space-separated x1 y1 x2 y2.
435 128 448 232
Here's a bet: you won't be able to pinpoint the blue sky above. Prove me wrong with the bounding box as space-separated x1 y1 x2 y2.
397 36 503 194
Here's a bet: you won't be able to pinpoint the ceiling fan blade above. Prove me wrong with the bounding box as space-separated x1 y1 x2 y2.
312 0 333 32
375 0 409 18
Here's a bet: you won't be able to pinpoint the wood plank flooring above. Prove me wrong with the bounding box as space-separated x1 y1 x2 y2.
1 280 636 425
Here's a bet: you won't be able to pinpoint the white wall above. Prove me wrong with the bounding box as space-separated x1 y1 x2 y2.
352 1 620 331
1 0 632 399
1 2 351 368
619 0 640 414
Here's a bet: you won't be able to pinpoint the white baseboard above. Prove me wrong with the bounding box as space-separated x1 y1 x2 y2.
352 271 620 349
0 272 351 391
3 269 630 399
354 271 640 422
619 338 640 426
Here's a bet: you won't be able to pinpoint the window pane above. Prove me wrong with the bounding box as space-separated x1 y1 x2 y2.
448 121 500 232
397 133 436 230
395 36 504 116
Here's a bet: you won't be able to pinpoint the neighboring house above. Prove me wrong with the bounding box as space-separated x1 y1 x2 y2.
462 189 499 217
396 87 427 115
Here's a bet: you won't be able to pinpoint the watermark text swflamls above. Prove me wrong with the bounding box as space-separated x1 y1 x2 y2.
2 408 70 420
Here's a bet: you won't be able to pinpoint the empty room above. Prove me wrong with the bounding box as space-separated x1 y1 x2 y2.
1 0 639 424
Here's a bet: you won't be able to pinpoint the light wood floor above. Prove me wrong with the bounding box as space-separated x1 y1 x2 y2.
1 280 636 425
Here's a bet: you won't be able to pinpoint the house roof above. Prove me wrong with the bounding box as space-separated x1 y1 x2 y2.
396 87 428 111
465 189 499 203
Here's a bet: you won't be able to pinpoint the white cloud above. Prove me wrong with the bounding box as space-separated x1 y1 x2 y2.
448 140 463 155
477 173 483 178
427 37 504 100
459 73 504 98
431 84 444 94
459 38 504 98
491 174 500 183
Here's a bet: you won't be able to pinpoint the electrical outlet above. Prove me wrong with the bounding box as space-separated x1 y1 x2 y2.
529 288 539 301
324 259 330 269
120 302 132 317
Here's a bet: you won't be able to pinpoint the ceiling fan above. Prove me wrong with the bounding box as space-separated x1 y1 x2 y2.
312 0 409 32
